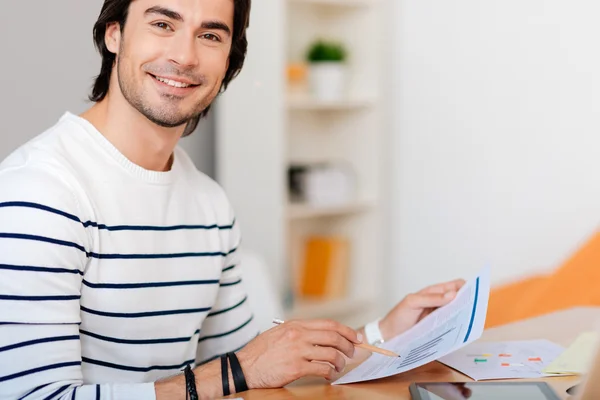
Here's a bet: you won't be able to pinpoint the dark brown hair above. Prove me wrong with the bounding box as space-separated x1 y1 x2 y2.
89 0 251 136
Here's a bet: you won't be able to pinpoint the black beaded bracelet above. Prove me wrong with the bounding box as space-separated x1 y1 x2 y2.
221 354 231 397
184 365 198 400
226 352 249 393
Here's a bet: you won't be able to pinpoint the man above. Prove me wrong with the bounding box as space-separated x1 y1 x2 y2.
0 0 465 398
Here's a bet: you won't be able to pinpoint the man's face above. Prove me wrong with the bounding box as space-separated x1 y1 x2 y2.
108 0 234 128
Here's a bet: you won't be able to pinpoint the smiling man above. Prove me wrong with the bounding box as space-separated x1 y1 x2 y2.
0 0 465 399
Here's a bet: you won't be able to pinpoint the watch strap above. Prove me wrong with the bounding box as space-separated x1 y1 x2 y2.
365 318 384 346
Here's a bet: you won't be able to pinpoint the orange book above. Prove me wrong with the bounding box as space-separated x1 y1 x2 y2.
299 236 350 299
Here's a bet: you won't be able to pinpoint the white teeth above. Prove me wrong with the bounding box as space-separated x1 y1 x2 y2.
155 76 192 88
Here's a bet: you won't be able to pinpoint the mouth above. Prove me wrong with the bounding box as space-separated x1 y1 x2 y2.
150 74 200 89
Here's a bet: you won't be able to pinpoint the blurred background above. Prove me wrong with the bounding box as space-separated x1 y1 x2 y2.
1 0 599 330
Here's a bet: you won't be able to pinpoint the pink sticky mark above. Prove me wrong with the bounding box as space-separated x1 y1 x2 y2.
528 357 542 362
501 363 510 367
499 354 512 357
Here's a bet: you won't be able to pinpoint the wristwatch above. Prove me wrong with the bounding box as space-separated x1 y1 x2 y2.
364 318 385 347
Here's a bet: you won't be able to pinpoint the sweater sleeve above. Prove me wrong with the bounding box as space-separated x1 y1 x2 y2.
196 202 260 364
0 165 155 400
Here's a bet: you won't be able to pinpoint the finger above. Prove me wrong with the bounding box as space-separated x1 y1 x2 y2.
405 292 456 309
302 361 336 381
419 279 465 294
419 279 465 295
296 319 361 344
305 346 346 373
304 329 355 359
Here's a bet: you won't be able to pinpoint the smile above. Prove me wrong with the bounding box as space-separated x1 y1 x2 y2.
151 74 198 89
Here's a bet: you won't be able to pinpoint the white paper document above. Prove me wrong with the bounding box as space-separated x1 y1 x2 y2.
334 265 490 384
437 339 568 380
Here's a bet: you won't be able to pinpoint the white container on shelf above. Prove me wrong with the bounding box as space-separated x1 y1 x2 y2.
304 163 356 206
308 62 347 101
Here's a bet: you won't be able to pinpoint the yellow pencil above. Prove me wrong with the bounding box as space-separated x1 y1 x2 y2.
272 319 399 358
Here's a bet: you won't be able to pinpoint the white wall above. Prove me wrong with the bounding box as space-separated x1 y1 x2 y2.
0 1 214 176
215 0 286 291
0 2 101 158
386 0 600 305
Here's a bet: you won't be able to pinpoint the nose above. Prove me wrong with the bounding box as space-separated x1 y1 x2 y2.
167 33 199 68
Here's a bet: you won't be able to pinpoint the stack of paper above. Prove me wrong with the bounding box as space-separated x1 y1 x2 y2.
542 332 599 375
333 265 491 385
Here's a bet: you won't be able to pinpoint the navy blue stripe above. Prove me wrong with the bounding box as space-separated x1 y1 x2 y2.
0 294 80 301
0 202 80 223
0 335 79 353
0 232 236 261
88 247 237 260
82 279 219 289
82 357 195 373
0 263 83 275
80 329 200 345
95 385 100 400
0 201 235 231
71 387 77 400
18 383 53 400
0 233 87 253
208 296 248 317
83 221 235 231
0 361 81 383
0 322 80 326
222 265 236 273
81 305 210 319
463 277 480 343
220 279 242 287
42 384 70 400
198 316 254 342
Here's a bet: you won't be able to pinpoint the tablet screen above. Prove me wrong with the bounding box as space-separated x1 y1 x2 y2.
413 382 560 400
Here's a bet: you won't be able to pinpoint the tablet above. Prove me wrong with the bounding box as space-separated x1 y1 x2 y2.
409 382 561 400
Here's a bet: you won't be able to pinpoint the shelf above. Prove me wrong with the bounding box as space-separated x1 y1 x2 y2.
287 199 375 220
287 95 376 111
287 296 374 320
289 0 377 8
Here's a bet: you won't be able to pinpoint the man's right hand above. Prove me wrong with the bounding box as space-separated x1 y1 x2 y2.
236 319 362 389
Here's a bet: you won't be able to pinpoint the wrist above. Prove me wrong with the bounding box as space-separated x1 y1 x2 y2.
378 315 395 341
236 349 259 390
192 361 225 399
155 375 186 400
364 316 394 345
154 360 227 400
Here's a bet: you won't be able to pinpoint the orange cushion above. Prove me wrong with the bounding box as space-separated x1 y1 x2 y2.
486 231 600 328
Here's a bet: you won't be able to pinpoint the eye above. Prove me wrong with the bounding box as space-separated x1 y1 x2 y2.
201 33 221 42
153 22 173 31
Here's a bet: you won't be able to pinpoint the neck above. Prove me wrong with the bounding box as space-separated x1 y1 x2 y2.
81 92 185 172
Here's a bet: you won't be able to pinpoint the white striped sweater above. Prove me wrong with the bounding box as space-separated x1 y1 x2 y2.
0 112 258 399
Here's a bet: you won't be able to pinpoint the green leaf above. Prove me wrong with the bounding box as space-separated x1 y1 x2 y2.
306 40 347 62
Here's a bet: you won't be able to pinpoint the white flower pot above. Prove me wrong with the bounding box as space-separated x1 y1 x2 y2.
308 62 347 101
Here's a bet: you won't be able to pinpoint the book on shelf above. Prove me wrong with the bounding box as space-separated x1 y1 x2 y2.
298 235 350 299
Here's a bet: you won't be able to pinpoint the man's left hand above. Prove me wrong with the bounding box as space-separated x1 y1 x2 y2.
378 279 466 340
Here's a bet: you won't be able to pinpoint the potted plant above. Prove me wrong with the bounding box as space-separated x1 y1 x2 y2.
306 39 348 101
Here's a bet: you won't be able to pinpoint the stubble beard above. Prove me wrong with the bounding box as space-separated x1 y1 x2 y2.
116 48 218 129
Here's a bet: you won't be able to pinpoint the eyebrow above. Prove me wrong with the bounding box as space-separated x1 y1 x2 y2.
145 6 183 22
144 6 232 37
201 20 231 37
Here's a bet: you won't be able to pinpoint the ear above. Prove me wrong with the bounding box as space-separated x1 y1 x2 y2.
105 22 122 55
